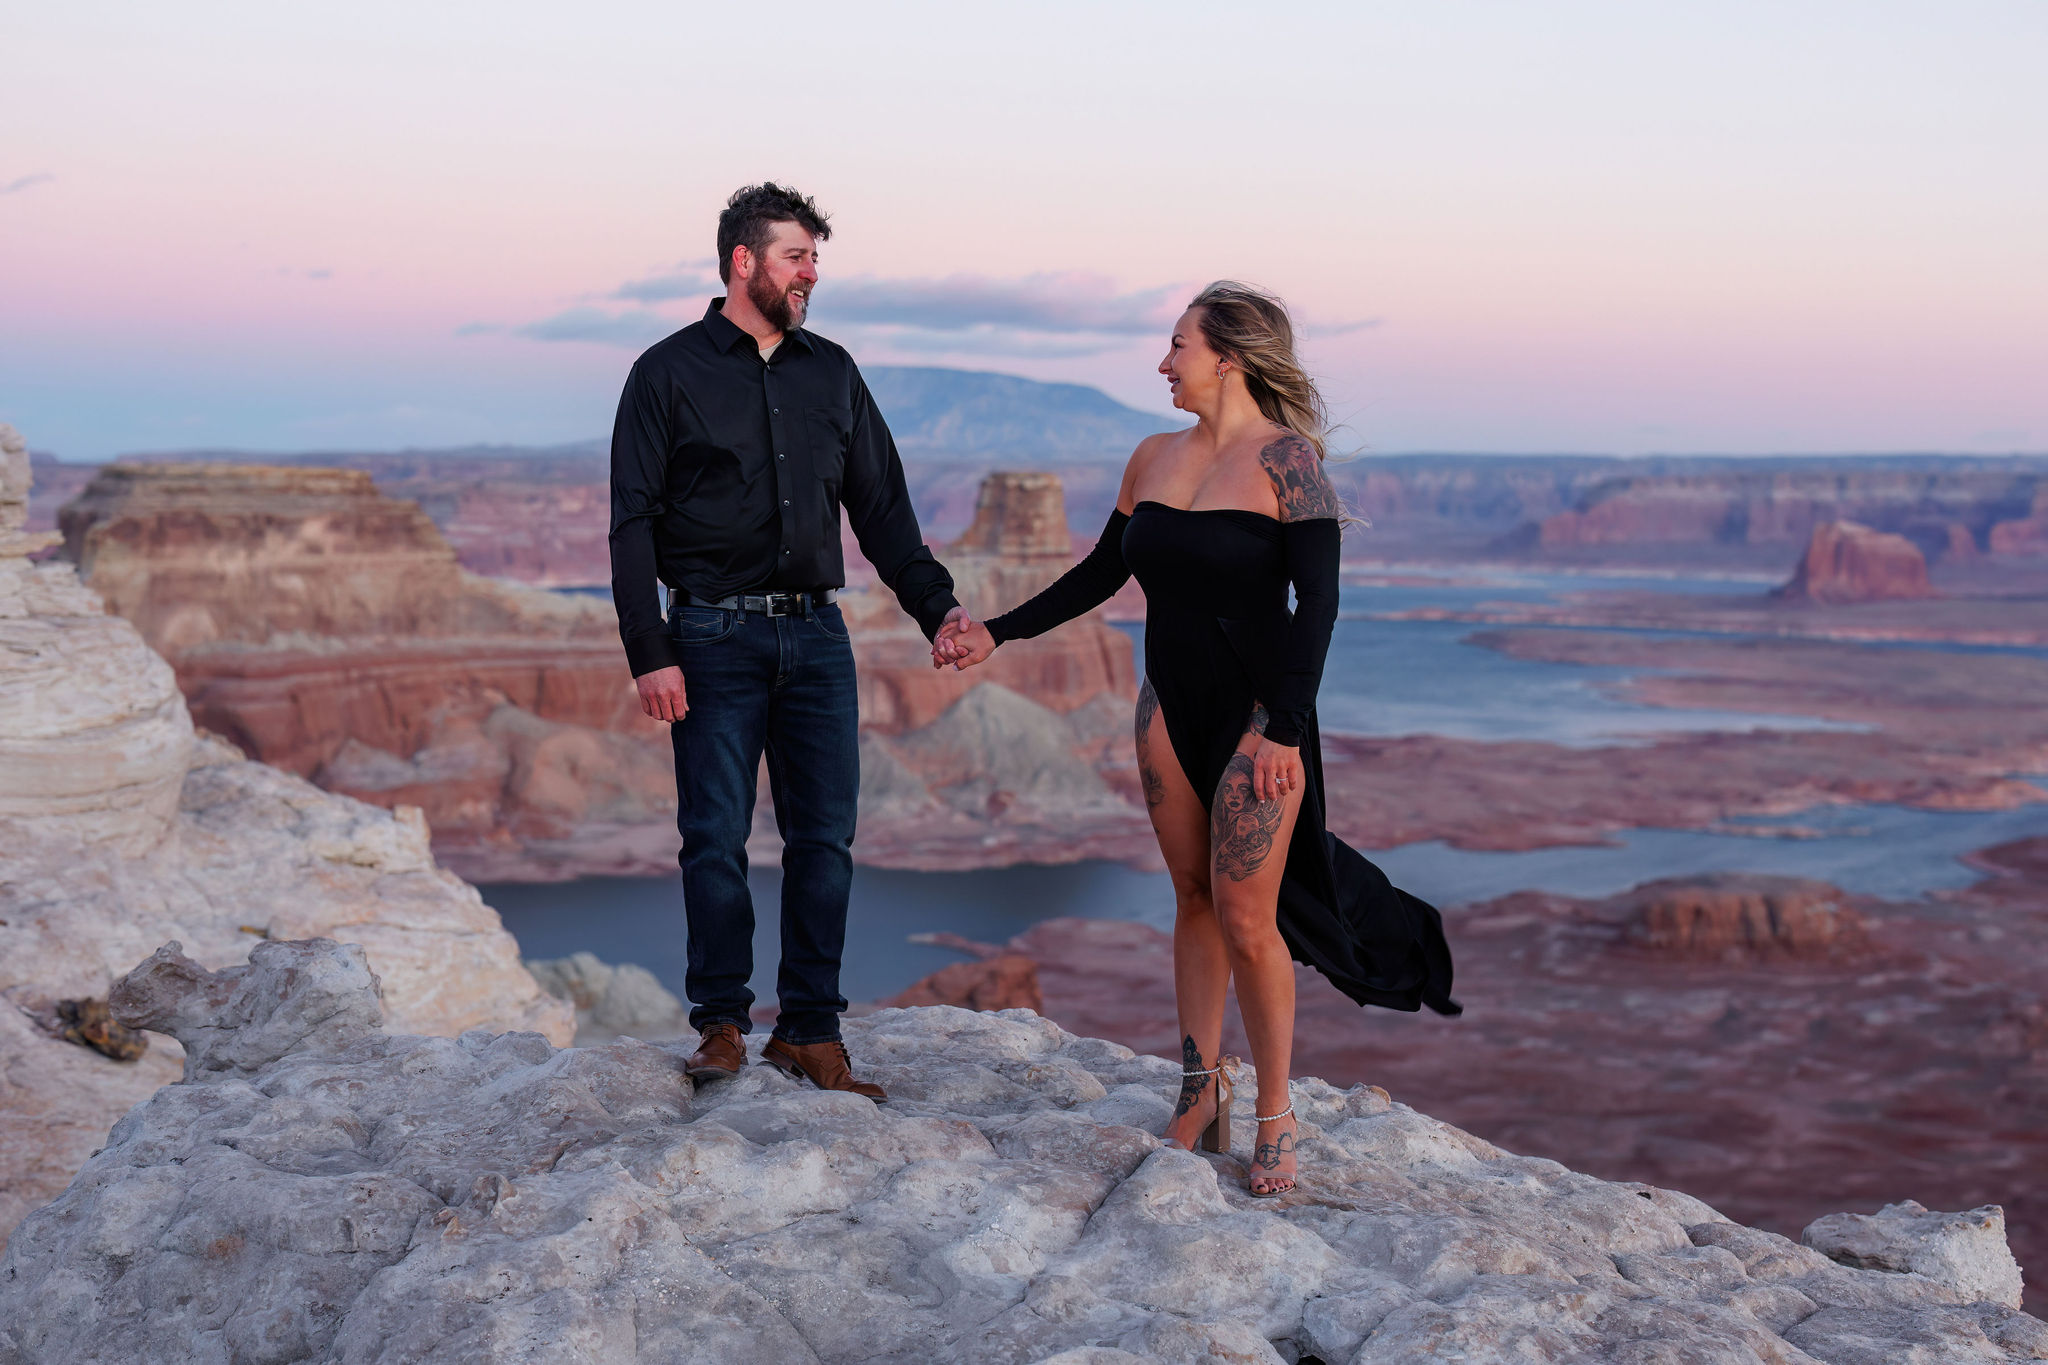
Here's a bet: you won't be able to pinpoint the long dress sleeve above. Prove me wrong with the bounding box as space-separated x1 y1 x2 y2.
985 510 1132 644
1262 517 1341 747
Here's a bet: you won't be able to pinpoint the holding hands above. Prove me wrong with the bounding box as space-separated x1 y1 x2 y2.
932 607 997 671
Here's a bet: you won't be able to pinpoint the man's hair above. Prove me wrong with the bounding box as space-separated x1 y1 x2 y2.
716 183 831 285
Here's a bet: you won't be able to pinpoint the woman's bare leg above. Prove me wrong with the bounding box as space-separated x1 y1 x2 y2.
1210 709 1306 1194
1137 680 1228 1150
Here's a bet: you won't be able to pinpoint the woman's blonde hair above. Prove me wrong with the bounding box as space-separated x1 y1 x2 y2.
1188 281 1330 460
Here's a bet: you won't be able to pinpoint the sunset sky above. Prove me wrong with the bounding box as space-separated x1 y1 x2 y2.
5 2 2044 460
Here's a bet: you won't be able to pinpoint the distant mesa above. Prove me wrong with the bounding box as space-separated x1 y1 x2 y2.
862 366 1183 461
1774 519 1936 606
1618 874 1870 960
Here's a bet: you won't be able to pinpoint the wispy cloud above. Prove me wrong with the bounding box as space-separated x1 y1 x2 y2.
512 306 677 347
850 325 1135 360
611 260 720 303
812 273 1182 336
1 173 55 196
478 269 1374 358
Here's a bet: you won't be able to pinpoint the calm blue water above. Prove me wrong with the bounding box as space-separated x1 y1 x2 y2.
498 567 2048 1003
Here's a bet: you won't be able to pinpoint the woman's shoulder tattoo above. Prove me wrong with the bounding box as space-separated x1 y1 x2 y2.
1257 434 1342 523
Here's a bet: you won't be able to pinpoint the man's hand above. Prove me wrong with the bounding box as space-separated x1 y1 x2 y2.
636 665 688 721
933 608 997 671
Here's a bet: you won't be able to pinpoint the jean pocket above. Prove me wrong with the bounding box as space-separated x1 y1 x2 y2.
810 603 850 642
671 606 736 646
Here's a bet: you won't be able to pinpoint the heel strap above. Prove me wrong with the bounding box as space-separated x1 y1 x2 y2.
1255 1102 1294 1123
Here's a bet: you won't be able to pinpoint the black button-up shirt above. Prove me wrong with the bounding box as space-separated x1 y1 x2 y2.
608 299 959 677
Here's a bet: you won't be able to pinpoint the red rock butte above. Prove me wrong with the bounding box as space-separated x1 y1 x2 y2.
1774 519 1936 606
847 469 1137 736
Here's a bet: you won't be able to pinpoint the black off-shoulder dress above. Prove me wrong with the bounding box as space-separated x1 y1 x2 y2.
987 501 1459 1015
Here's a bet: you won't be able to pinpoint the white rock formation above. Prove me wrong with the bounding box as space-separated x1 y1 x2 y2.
524 951 691 1044
0 426 572 1248
1 937 2038 1365
1804 1201 2026 1311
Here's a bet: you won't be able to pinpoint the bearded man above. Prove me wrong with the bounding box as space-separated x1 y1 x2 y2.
609 182 970 1099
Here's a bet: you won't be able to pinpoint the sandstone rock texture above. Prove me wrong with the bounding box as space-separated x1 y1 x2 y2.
3 939 2041 1365
58 463 1151 877
57 461 677 882
1512 465 2042 571
1774 520 1937 605
0 431 571 1251
523 951 691 1045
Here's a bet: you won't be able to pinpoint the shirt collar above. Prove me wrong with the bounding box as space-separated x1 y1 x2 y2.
702 298 815 358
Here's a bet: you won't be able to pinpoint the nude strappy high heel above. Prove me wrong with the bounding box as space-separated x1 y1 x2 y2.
1164 1062 1232 1153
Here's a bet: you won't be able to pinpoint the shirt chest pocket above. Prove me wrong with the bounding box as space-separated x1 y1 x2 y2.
804 406 853 488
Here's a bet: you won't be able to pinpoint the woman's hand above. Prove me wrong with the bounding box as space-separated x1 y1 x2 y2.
1251 738 1303 803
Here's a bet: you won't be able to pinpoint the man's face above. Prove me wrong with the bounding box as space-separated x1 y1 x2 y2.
740 220 820 331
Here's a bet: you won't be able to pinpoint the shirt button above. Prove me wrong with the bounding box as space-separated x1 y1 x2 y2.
771 408 780 415
782 548 792 556
777 453 785 460
781 498 791 506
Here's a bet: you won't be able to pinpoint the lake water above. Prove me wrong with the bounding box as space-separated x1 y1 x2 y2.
495 568 2048 1005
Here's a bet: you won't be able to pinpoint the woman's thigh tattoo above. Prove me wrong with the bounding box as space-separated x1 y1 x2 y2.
1213 752 1283 881
1135 679 1166 808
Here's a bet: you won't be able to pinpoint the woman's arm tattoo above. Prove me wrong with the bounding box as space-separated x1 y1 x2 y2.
1258 434 1343 523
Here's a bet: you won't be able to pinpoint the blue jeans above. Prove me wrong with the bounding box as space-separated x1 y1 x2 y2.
667 600 859 1044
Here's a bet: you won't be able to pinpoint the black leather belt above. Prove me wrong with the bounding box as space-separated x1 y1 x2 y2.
671 587 837 617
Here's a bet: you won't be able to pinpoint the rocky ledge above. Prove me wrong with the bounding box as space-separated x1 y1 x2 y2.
1 939 2039 1365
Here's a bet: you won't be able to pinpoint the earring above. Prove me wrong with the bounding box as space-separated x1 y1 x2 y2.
1216 364 1226 378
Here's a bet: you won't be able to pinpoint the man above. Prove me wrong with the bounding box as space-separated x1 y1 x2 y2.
609 182 969 1100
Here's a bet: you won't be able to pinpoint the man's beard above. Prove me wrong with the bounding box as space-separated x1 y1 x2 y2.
747 270 808 332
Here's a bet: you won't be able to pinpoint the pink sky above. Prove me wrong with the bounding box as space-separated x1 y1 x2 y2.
4 2 2044 458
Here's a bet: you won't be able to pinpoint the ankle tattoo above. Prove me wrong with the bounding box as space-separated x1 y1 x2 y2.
1172 1035 1211 1119
1252 1127 1295 1173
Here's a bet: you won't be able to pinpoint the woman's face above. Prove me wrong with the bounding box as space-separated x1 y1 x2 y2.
1159 308 1223 411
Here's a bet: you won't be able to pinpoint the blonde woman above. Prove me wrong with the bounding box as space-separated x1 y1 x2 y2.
937 283 1459 1196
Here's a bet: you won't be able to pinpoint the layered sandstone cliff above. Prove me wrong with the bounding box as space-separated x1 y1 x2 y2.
57 462 680 880
1774 520 1937 605
1510 466 2042 569
0 426 572 1250
2 939 2039 1363
58 463 1149 877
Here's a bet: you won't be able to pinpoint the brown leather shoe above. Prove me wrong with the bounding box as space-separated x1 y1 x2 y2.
685 1022 747 1081
761 1036 887 1102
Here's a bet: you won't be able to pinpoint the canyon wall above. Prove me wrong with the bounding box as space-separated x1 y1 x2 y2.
0 425 573 1250
58 462 675 881
1512 465 2044 567
58 463 1147 878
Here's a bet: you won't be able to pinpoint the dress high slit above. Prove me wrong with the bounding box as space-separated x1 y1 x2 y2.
989 499 1460 1016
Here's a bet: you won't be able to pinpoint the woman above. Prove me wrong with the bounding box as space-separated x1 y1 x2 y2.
936 282 1458 1196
